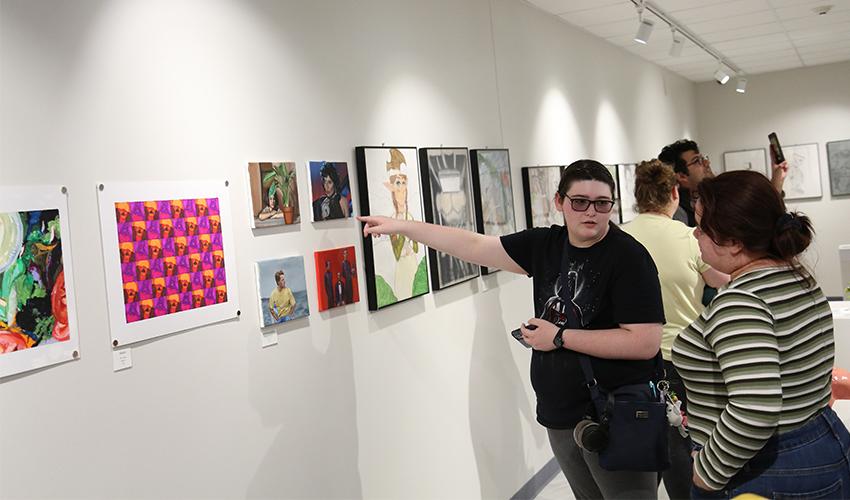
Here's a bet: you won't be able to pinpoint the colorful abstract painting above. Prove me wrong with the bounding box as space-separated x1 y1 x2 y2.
355 146 429 311
115 197 227 323
98 181 239 347
314 246 359 312
248 162 301 228
308 161 353 222
254 256 309 328
1 186 80 378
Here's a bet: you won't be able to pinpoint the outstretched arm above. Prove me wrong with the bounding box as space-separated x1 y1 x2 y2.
358 215 526 274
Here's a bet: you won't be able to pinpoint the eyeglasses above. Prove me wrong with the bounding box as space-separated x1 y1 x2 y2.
685 154 709 167
563 194 615 213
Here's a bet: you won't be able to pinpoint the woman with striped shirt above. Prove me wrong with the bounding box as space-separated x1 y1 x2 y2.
672 170 849 498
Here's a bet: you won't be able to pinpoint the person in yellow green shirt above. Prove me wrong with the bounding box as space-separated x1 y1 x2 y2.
621 159 729 500
269 270 296 322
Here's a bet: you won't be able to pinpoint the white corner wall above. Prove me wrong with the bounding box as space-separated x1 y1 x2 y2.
0 1 696 498
695 62 850 297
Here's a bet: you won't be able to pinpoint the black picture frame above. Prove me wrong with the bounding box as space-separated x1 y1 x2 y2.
419 147 480 290
521 165 565 229
470 148 517 275
355 146 430 311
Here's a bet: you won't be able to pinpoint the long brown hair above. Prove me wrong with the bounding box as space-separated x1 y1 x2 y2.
696 171 814 278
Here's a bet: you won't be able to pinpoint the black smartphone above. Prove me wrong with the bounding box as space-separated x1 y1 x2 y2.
510 324 536 348
768 132 785 164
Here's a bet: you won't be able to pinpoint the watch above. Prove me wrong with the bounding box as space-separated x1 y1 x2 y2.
553 327 565 348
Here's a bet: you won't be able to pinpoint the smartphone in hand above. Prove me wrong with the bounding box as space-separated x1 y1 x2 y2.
768 132 785 164
510 323 536 348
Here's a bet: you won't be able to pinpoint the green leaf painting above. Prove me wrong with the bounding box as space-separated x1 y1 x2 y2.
375 275 398 309
411 256 428 296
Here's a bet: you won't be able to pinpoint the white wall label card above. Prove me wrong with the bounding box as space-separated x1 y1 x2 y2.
113 348 132 371
261 331 278 348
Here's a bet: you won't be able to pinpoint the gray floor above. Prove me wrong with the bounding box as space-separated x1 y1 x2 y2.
535 470 670 500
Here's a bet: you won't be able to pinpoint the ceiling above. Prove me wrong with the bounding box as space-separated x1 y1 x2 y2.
526 0 850 82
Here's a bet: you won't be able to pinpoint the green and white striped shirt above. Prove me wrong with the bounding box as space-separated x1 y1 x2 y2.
671 266 834 491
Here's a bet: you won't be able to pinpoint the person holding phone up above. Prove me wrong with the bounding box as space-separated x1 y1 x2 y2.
360 160 665 499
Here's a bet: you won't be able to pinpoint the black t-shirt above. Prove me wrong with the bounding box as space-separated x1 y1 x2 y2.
500 223 665 429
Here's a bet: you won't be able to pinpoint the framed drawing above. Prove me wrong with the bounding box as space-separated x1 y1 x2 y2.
470 149 517 274
97 181 240 347
1 186 80 378
314 246 359 311
247 162 300 228
827 139 850 197
521 165 564 229
723 148 768 177
419 147 480 290
783 143 822 200
355 146 429 311
307 161 353 222
254 256 309 328
617 163 638 223
604 164 622 224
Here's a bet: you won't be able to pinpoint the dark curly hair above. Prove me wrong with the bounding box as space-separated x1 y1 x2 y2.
658 139 699 176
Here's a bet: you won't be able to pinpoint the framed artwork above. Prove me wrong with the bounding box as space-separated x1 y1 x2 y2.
827 139 850 197
97 181 240 347
308 161 353 222
470 149 517 274
617 163 638 224
247 162 301 228
355 146 429 311
314 246 359 312
419 147 480 290
723 148 768 177
604 164 622 224
1 186 80 378
521 165 564 229
783 143 822 200
254 256 309 327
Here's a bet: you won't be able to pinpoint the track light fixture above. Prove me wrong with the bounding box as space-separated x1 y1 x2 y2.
736 78 748 93
633 1 654 45
669 28 683 57
714 63 731 85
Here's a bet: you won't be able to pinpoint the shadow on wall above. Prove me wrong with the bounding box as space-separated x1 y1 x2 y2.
246 317 363 498
468 283 542 497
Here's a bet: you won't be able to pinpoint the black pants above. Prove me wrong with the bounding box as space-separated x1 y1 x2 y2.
659 360 693 500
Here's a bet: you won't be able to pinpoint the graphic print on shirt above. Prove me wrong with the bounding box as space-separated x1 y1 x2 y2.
542 258 602 329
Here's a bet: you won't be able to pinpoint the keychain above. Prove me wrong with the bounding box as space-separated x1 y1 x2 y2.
658 380 689 438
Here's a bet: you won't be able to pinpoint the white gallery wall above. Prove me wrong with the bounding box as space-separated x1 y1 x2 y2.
0 0 696 498
695 61 850 298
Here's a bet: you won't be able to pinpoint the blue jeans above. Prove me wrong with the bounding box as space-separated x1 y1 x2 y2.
691 406 850 499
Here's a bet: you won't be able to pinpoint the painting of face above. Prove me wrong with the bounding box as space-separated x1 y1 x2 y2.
148 240 162 260
144 202 159 221
203 271 215 289
167 295 181 314
132 222 147 242
119 243 135 263
160 220 174 239
136 261 151 281
178 274 191 293
174 237 187 256
213 251 224 268
192 291 205 309
185 217 198 236
170 201 184 219
208 216 220 234
254 256 309 327
139 300 155 320
189 254 201 273
308 161 353 222
163 257 177 276
355 147 429 310
215 286 227 304
151 278 166 298
199 235 211 253
124 284 138 303
115 203 131 222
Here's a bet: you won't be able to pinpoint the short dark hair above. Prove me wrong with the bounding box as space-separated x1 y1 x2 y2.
320 163 340 190
275 270 285 283
557 159 615 198
696 171 813 276
658 139 699 176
